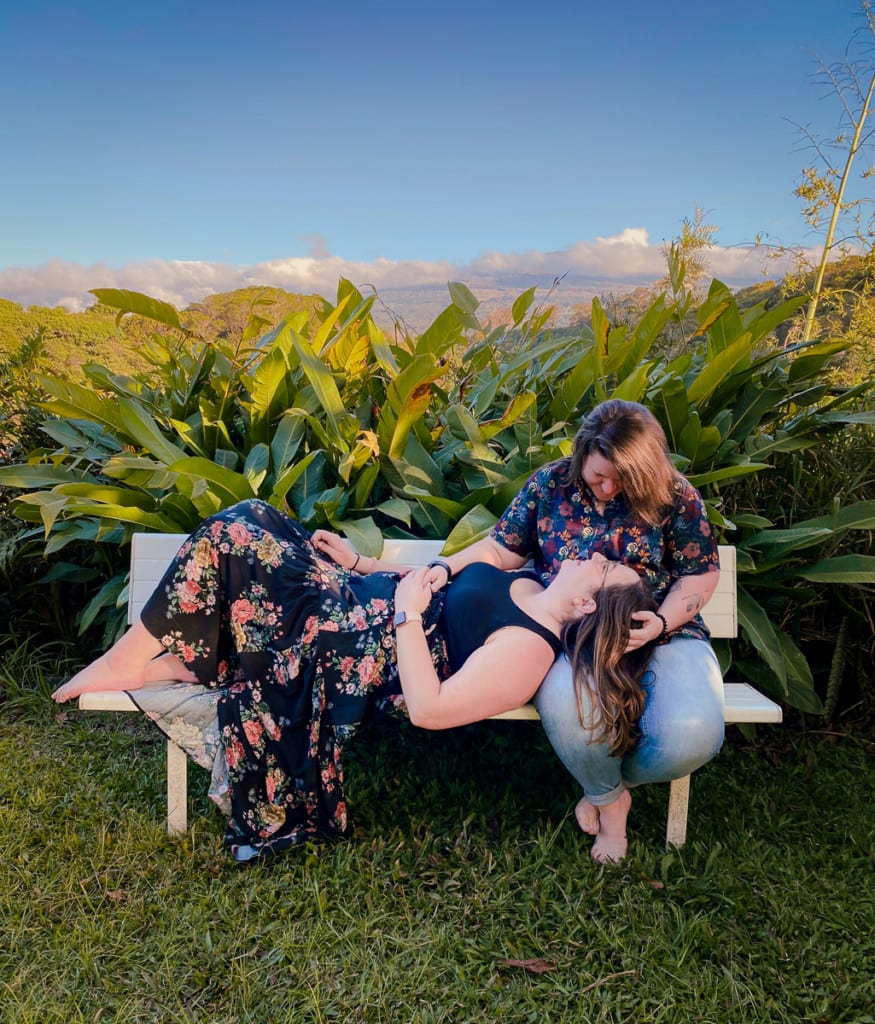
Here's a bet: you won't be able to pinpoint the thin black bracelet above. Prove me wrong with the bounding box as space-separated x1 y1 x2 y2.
350 552 361 572
655 612 669 639
427 558 453 580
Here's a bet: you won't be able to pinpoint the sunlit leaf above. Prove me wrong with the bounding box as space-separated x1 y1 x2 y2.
90 288 184 332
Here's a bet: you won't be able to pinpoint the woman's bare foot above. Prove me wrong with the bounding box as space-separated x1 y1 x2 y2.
144 653 199 685
51 650 148 703
51 620 166 703
590 788 632 864
574 796 601 835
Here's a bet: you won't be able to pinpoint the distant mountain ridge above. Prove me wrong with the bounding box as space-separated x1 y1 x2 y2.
2 255 870 380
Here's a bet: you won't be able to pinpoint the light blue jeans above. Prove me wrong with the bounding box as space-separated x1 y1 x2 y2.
533 638 725 805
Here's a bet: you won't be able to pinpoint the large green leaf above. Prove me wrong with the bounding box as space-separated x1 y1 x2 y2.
379 355 443 460
416 304 466 358
52 483 157 508
56 501 189 532
686 463 769 487
311 291 354 357
375 498 413 526
243 444 270 491
333 515 383 557
0 464 102 488
90 288 184 332
775 630 814 689
102 454 178 490
610 363 651 404
405 493 474 520
288 328 347 443
247 347 290 443
743 293 809 344
391 434 446 496
787 341 849 383
78 574 128 634
479 392 539 442
15 492 75 535
36 376 127 436
782 677 825 714
168 457 256 508
367 320 400 375
269 450 322 508
549 346 596 423
512 286 537 325
796 555 875 584
270 411 307 472
687 335 754 405
614 294 672 380
737 589 787 688
119 398 187 465
651 377 690 451
442 504 499 554
798 501 875 532
447 281 480 317
741 527 834 557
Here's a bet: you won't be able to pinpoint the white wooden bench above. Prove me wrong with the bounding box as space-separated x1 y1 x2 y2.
79 535 782 848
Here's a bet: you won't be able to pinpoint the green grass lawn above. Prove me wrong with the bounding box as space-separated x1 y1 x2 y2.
0 708 872 1024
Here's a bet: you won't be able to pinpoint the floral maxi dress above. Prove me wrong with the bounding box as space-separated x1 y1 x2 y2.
132 500 450 861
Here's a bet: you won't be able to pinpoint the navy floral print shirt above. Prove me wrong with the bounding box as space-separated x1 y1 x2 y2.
491 459 719 641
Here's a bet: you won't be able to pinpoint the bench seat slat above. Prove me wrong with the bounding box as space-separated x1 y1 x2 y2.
80 681 782 723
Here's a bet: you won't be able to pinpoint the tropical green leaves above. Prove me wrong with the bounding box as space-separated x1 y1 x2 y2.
1 274 872 711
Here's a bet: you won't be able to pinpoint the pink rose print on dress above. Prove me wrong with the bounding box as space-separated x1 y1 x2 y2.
176 579 202 613
358 655 376 687
243 718 264 746
231 598 256 624
228 522 253 546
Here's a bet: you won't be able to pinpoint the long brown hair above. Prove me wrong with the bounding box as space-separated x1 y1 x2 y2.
565 399 679 527
561 578 656 758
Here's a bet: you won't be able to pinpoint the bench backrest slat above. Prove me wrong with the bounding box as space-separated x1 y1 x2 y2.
128 534 737 639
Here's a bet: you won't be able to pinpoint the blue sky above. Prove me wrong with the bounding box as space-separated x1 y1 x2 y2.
0 0 870 312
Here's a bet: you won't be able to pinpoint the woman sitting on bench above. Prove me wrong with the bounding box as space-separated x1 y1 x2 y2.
53 498 652 864
421 399 726 862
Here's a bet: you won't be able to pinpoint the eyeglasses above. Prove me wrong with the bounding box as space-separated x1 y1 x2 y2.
596 559 616 593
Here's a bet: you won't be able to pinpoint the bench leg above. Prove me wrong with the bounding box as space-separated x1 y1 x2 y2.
166 740 188 835
666 775 690 849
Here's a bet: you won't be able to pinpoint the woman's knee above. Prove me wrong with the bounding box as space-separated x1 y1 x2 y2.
624 640 725 784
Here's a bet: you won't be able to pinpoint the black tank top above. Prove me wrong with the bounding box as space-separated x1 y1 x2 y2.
440 562 563 671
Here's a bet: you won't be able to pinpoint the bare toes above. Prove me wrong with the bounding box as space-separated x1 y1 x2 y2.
574 796 601 835
591 833 628 864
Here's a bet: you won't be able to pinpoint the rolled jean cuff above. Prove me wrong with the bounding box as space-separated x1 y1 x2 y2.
583 779 629 806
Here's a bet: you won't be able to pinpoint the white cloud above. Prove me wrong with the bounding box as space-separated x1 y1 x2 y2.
0 231 805 317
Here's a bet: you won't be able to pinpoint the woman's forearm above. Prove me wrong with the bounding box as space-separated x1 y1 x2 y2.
394 620 443 726
658 570 720 632
355 555 409 574
442 535 527 577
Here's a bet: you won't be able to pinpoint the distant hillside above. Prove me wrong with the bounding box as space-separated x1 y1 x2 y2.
2 257 871 384
0 287 324 380
734 253 873 325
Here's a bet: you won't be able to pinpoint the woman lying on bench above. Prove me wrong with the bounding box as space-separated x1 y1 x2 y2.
53 499 653 863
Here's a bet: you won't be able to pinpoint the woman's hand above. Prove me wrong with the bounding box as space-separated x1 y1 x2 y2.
394 568 434 616
311 529 359 571
626 610 665 652
423 562 450 593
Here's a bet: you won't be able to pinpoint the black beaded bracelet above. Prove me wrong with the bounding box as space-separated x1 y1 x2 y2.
427 558 453 580
655 612 669 639
350 552 361 572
